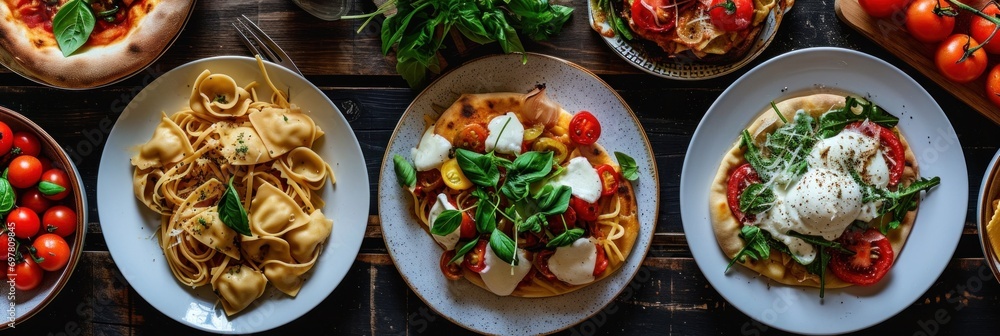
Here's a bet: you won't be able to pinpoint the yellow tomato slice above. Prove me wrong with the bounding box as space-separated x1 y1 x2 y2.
532 137 568 164
441 158 472 190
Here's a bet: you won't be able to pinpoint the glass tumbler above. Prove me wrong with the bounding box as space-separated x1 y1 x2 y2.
291 0 352 21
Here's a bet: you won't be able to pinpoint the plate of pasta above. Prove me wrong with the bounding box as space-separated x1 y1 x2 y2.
96 56 369 333
378 53 658 334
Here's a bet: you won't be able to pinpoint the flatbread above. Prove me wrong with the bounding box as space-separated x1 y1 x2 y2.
709 93 919 288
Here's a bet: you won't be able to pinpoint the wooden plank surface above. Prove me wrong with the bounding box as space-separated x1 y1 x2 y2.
835 0 1000 124
1 0 1000 335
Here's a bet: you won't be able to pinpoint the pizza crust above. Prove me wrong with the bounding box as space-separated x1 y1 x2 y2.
0 0 194 88
709 93 920 288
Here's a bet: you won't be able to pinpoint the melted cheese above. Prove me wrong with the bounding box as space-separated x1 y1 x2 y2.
411 126 452 171
548 157 602 203
484 112 525 154
480 247 532 296
548 238 597 285
427 193 460 250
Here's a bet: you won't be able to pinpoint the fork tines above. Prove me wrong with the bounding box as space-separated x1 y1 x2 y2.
233 14 303 76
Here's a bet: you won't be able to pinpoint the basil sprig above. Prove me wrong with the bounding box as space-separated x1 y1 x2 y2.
53 0 96 57
217 177 251 236
431 210 462 236
393 154 416 188
547 227 584 248
614 152 638 181
489 228 518 266
500 151 553 201
456 149 502 188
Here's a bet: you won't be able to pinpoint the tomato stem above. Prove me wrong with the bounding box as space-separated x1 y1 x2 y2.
933 1 959 16
948 0 1000 25
957 34 985 63
711 0 737 14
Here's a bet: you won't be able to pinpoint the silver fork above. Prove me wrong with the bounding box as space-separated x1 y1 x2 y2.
233 14 303 76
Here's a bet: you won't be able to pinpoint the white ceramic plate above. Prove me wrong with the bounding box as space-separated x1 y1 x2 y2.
586 0 793 80
680 47 967 335
378 53 658 335
96 56 369 333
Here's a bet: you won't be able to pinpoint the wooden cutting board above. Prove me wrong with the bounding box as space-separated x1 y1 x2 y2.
835 0 1000 124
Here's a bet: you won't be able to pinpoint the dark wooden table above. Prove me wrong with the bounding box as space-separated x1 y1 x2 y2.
3 0 1000 335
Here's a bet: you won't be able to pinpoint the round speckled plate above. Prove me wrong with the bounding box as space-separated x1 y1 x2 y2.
378 53 658 335
681 47 966 334
587 0 793 80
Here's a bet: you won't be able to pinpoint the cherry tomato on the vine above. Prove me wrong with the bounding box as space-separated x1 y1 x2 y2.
987 64 1000 108
935 34 988 83
970 3 1000 55
905 0 955 43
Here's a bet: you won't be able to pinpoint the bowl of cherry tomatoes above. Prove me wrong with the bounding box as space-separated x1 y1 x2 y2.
0 105 86 330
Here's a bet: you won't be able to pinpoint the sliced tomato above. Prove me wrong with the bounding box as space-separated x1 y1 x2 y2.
414 169 444 196
830 229 894 286
570 196 599 222
726 163 761 223
463 239 489 273
459 211 476 239
593 243 609 276
845 121 905 186
631 0 676 33
455 124 488 153
596 164 619 197
546 207 578 235
534 249 558 281
440 250 463 280
568 111 601 146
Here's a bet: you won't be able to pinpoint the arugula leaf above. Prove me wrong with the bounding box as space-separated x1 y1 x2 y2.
614 151 639 181
725 226 771 272
763 111 817 181
450 239 479 264
738 183 774 214
431 210 463 236
787 231 853 254
817 97 899 138
217 177 251 237
456 149 500 188
740 130 772 181
392 154 417 188
850 173 941 235
547 228 585 248
804 245 831 298
489 228 518 266
53 0 96 57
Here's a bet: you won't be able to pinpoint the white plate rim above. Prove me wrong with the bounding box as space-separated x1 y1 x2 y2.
376 52 659 335
96 55 369 334
680 46 968 335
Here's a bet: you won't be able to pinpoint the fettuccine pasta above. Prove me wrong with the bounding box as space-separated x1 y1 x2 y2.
130 57 335 316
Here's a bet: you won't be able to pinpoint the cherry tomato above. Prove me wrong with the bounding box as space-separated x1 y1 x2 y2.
970 3 1000 55
905 0 955 43
9 257 43 291
7 207 39 239
935 34 988 83
859 0 912 18
38 156 52 173
726 163 761 223
459 211 476 240
0 122 12 155
455 124 488 153
463 239 488 273
570 196 600 222
414 169 444 196
631 0 676 33
32 233 70 272
830 229 894 286
595 164 619 198
593 243 609 276
12 131 41 157
709 0 753 31
534 249 558 281
547 207 578 235
987 64 1000 108
568 111 601 146
43 205 76 237
845 121 906 186
8 155 42 189
39 168 71 200
440 250 463 281
18 188 51 214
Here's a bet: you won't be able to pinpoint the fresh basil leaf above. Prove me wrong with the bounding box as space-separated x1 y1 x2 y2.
53 0 96 57
489 228 518 266
520 213 545 233
614 152 639 181
738 183 774 214
500 175 530 201
217 177 251 237
37 181 66 196
817 96 899 138
456 149 500 188
473 188 497 233
0 178 13 214
725 225 770 272
513 151 553 181
505 0 574 41
546 227 584 248
392 154 417 188
431 210 463 236
536 185 572 215
450 239 480 264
